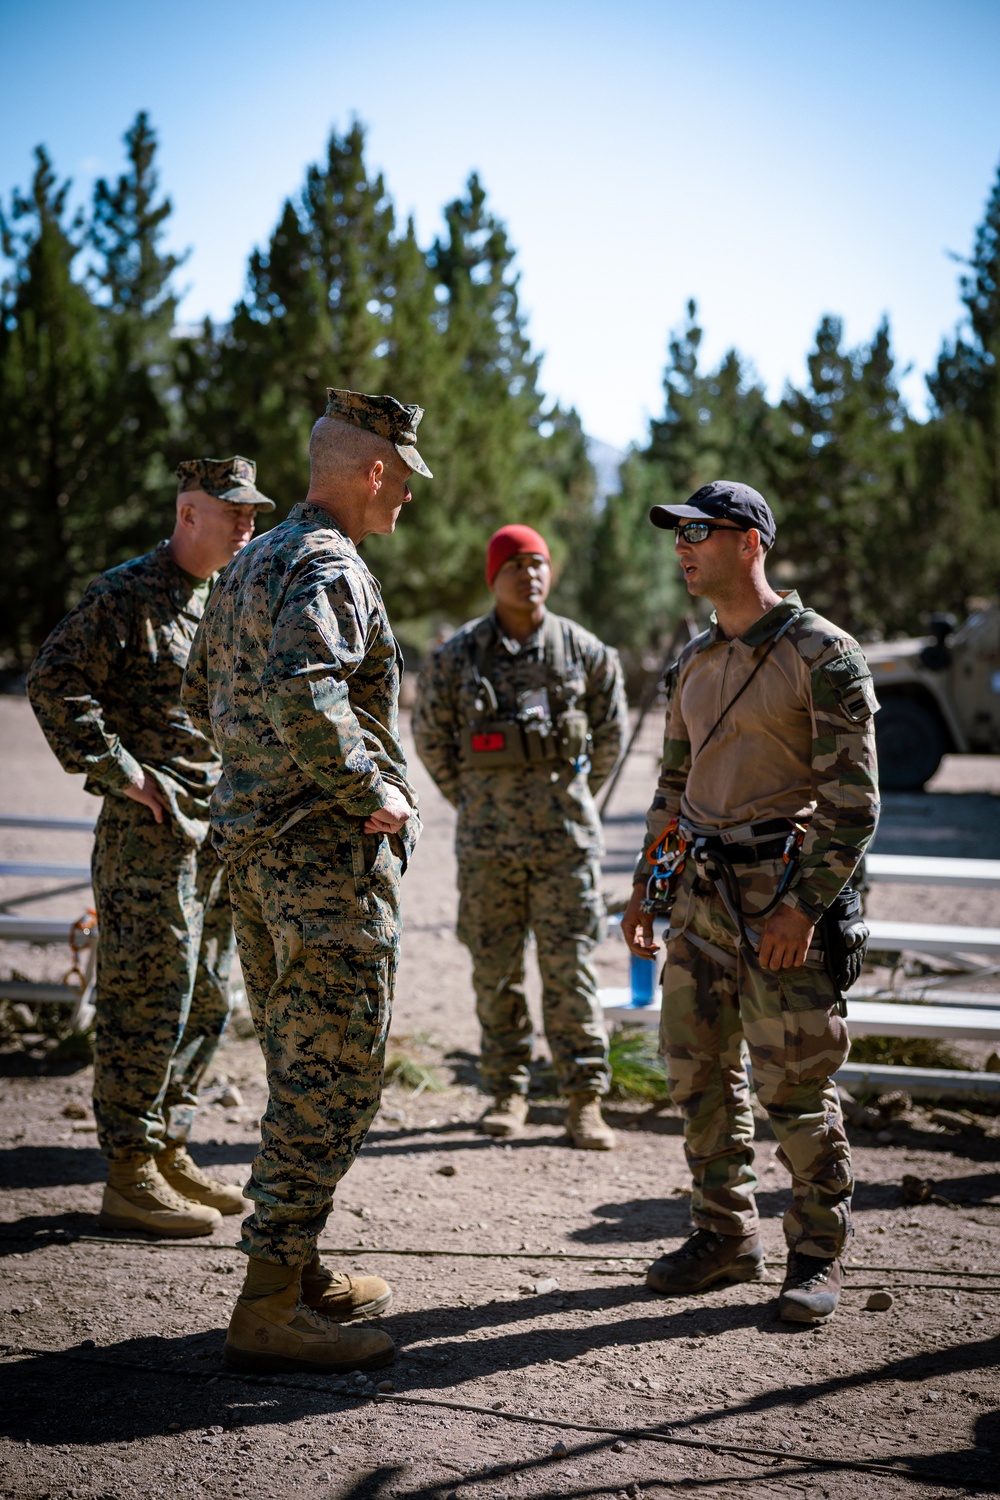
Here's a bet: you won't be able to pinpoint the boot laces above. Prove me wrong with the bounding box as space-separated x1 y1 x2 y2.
307 1264 350 1294
290 1302 341 1335
789 1253 835 1289
682 1229 724 1262
136 1162 192 1212
164 1148 214 1189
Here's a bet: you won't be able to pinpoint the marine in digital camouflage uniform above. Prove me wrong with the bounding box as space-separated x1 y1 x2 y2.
27 457 275 1238
412 524 627 1148
620 481 879 1325
183 388 427 1374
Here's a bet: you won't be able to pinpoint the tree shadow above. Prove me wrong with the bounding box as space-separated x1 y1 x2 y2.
569 1197 691 1245
0 1048 90 1078
0 1143 105 1189
4 1309 995 1488
0 1209 96 1254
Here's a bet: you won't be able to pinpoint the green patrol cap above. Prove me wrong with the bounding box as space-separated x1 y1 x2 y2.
175 456 275 511
324 388 433 479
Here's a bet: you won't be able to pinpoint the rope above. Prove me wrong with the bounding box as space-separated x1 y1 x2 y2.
4 1232 1000 1284
0 1342 950 1483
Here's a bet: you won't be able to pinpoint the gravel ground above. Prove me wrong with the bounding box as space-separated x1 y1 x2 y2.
1 694 999 1500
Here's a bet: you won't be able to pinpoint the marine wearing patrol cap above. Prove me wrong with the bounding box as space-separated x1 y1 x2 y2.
325 388 433 479
650 480 775 549
175 456 275 511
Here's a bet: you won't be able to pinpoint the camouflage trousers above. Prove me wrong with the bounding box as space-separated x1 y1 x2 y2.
91 797 235 1160
457 854 610 1098
227 825 401 1266
659 858 853 1258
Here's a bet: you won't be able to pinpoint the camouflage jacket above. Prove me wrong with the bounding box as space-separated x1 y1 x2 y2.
412 610 626 863
635 592 879 915
27 542 220 843
182 501 419 859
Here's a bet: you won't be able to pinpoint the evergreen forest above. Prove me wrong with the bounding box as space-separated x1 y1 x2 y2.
2 114 999 687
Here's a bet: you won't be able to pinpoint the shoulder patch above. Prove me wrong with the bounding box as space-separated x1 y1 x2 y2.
784 609 856 670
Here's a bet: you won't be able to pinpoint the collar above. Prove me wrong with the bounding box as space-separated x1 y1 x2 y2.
288 500 359 555
155 539 212 598
707 590 803 649
489 608 545 657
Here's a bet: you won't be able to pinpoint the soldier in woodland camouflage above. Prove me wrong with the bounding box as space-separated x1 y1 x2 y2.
27 457 275 1238
620 481 879 1325
413 524 627 1149
183 389 426 1375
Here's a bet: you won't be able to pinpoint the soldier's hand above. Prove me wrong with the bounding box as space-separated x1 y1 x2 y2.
621 884 659 959
123 772 169 825
364 784 412 835
758 904 815 971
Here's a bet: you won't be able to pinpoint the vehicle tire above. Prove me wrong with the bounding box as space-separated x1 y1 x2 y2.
874 697 949 791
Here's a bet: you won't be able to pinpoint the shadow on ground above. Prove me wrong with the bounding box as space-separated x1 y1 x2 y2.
2 1314 995 1489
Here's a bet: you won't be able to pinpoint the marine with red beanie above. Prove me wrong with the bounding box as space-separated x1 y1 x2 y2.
413 525 627 1147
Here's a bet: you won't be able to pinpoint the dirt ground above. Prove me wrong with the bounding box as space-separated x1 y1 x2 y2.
1 694 999 1500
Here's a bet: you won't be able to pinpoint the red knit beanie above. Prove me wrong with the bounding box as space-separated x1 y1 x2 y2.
485 525 550 588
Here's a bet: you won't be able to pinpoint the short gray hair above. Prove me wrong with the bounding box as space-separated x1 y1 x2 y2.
309 415 397 486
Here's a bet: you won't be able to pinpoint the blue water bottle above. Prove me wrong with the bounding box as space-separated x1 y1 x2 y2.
630 952 656 1008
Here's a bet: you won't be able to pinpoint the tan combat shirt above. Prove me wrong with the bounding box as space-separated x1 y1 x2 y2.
636 593 880 916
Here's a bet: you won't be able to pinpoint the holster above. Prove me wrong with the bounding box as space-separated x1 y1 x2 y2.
820 886 869 1006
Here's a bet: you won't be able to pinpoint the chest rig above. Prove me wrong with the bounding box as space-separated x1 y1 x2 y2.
459 615 591 770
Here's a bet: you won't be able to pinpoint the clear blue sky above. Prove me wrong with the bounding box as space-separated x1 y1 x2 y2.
2 0 998 448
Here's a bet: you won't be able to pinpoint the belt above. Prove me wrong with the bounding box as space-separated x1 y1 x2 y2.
684 816 795 867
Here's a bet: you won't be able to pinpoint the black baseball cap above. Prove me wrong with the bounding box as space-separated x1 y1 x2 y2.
649 481 776 549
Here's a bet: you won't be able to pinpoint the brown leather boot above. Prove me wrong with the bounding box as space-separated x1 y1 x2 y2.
646 1228 765 1295
479 1095 529 1139
778 1252 842 1324
159 1145 245 1215
300 1253 392 1321
224 1281 395 1374
566 1092 615 1150
98 1156 222 1238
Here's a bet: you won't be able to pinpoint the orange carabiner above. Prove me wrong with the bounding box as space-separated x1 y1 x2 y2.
645 818 686 871
63 908 98 990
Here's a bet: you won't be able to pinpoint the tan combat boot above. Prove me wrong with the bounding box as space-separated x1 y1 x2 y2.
566 1092 616 1150
98 1155 222 1238
300 1252 392 1321
159 1144 245 1215
224 1262 395 1374
479 1094 529 1139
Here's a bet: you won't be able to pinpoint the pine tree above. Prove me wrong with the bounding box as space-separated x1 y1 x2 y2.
575 452 684 685
646 300 772 499
0 149 106 663
365 172 593 632
176 121 397 512
929 158 1000 507
771 316 915 633
580 300 771 673
87 111 183 563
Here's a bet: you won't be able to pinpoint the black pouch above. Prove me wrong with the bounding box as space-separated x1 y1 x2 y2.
821 885 869 1006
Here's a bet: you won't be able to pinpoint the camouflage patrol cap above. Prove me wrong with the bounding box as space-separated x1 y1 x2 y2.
175 456 275 511
324 388 433 479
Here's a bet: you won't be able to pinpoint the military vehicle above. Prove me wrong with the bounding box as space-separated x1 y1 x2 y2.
865 607 1000 789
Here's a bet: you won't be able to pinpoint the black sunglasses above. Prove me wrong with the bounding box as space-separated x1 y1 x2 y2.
673 521 746 544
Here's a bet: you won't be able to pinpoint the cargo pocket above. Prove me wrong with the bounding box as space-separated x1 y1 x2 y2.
777 962 839 1013
339 955 394 1073
298 924 395 1077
